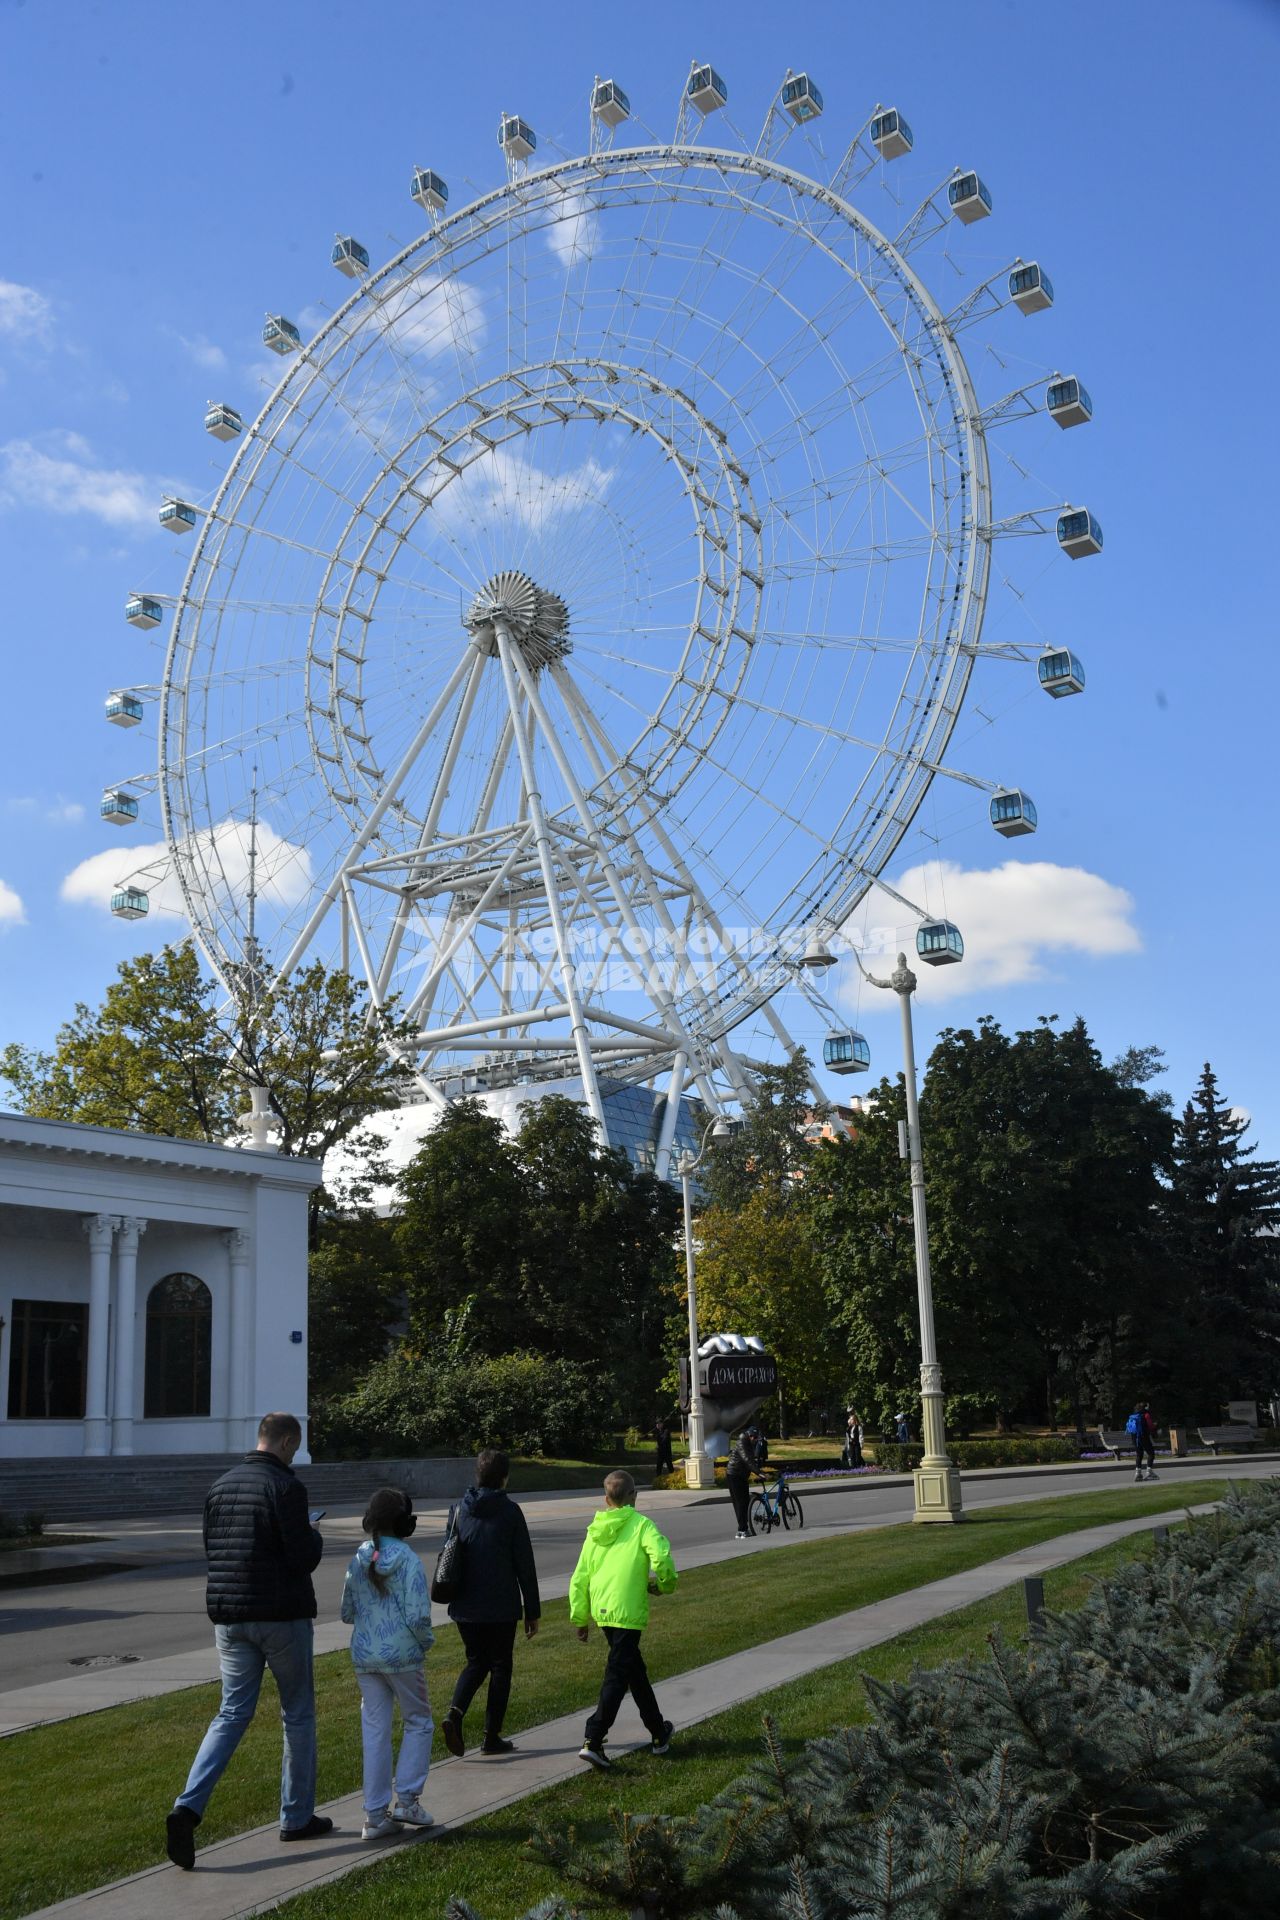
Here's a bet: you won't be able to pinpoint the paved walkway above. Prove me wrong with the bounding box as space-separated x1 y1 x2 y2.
27 1501 1218 1920
7 1456 1268 1734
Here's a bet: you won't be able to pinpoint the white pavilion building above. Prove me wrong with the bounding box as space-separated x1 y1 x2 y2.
0 1113 321 1461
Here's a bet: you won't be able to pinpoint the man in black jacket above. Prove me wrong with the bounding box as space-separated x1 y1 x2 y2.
440 1448 541 1757
165 1412 331 1870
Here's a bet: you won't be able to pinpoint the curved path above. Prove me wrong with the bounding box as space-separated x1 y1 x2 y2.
1 1455 1270 1733
23 1493 1246 1920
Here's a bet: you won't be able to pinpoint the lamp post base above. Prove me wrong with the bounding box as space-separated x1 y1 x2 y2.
912 1460 964 1522
683 1451 718 1490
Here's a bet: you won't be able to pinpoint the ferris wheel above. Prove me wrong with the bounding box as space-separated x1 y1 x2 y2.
103 62 1099 1156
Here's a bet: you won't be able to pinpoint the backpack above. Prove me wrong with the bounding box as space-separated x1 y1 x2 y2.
1125 1413 1141 1437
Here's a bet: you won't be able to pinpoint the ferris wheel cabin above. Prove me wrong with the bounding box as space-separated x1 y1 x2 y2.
101 789 139 826
1009 262 1054 314
1057 508 1103 558
125 594 163 629
1047 377 1093 429
948 171 993 223
105 693 144 729
204 404 242 442
411 168 449 214
917 920 964 967
687 65 728 114
159 498 196 535
990 788 1038 837
110 887 149 922
871 108 913 159
332 236 370 278
591 79 631 128
498 115 536 161
781 72 823 123
263 315 302 356
1038 649 1085 698
823 1030 871 1076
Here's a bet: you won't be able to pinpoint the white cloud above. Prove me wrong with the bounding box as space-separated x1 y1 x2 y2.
0 279 53 347
0 431 163 530
838 858 1141 1007
433 442 614 540
375 275 486 360
544 189 599 269
5 796 84 825
0 879 26 926
170 329 227 372
60 818 314 919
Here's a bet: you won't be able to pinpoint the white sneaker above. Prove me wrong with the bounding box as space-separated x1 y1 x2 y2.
392 1797 433 1828
735 1531 747 1540
1145 1469 1158 1480
1133 1470 1145 1482
361 1809 402 1841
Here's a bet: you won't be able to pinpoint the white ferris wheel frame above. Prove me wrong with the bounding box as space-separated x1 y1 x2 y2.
157 137 1000 1148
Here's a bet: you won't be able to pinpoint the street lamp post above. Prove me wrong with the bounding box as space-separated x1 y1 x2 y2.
857 950 963 1523
677 1115 731 1489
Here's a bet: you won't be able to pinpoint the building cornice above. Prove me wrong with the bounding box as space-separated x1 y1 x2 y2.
0 1111 323 1190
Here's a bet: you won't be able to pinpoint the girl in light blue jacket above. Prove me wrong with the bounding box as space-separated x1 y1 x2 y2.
341 1486 435 1840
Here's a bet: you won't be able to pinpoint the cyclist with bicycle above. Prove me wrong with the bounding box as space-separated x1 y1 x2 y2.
725 1426 766 1540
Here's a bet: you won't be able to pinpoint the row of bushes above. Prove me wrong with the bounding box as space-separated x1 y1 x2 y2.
466 1480 1280 1919
311 1349 613 1460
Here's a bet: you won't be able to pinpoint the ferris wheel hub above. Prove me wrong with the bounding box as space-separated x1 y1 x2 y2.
465 569 571 669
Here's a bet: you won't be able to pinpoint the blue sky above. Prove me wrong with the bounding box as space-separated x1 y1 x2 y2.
1 0 1277 1148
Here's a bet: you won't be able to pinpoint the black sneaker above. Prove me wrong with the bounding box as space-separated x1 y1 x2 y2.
481 1733 515 1756
166 1806 200 1871
442 1711 465 1758
579 1739 612 1770
280 1815 335 1843
651 1720 674 1756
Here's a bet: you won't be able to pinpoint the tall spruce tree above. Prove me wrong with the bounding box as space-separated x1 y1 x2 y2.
1157 1063 1280 1413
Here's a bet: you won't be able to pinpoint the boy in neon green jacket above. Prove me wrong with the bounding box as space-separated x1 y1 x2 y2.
569 1470 678 1768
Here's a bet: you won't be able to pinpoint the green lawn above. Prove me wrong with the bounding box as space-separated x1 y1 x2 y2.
277 1522 1180 1920
0 1480 1227 1919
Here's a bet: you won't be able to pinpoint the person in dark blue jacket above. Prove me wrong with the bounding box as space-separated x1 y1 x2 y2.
165 1412 331 1871
440 1448 541 1758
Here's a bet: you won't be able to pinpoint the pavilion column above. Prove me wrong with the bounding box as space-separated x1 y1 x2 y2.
110 1217 147 1455
82 1214 116 1456
223 1229 254 1452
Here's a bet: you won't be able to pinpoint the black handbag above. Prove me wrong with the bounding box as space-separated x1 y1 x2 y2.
430 1502 465 1604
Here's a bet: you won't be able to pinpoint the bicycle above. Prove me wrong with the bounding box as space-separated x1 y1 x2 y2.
747 1469 805 1535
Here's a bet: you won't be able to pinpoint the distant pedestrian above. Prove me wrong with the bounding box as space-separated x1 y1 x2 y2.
440 1449 541 1759
895 1410 911 1446
341 1486 434 1841
653 1415 675 1476
844 1410 864 1469
570 1470 678 1769
165 1412 330 1871
726 1426 764 1538
1127 1402 1158 1482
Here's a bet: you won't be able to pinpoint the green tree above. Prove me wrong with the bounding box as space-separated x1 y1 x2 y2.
1155 1063 1280 1414
809 1017 1173 1434
513 1095 679 1421
700 1051 819 1213
920 1016 1172 1431
689 1190 831 1427
0 943 232 1141
231 958 409 1159
396 1098 528 1349
0 942 408 1163
807 1079 920 1431
307 1131 406 1401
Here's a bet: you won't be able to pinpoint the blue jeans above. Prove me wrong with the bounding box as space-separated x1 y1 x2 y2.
177 1620 316 1829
